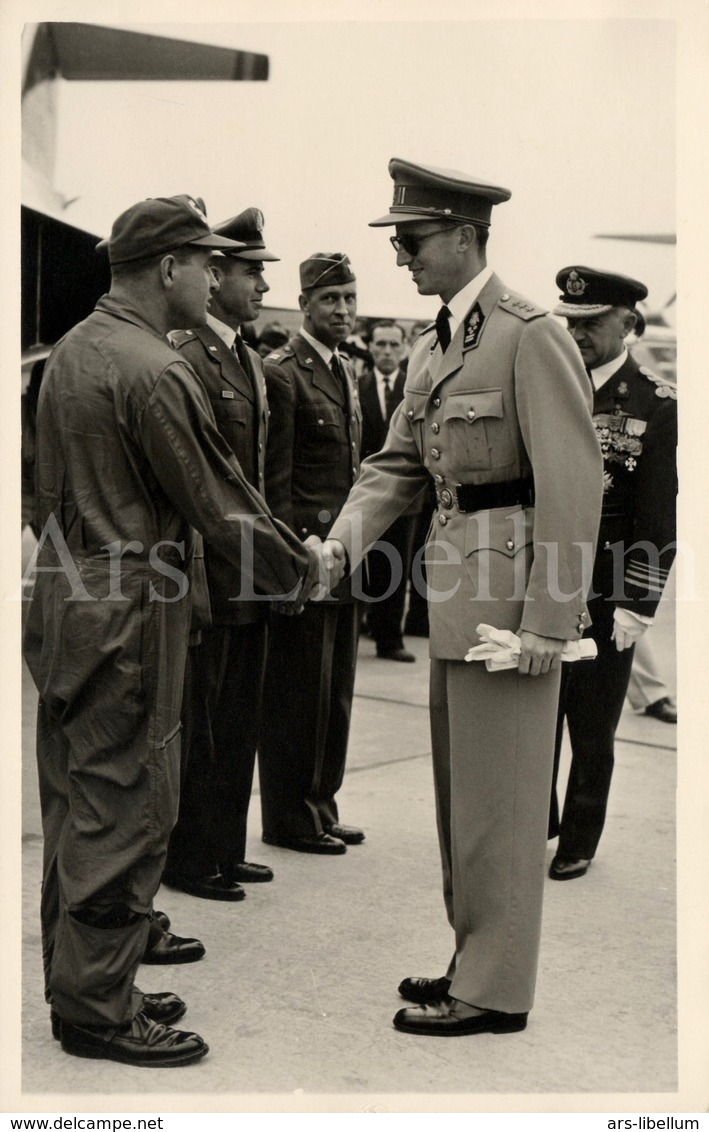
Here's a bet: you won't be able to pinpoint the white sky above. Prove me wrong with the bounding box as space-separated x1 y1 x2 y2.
51 15 677 320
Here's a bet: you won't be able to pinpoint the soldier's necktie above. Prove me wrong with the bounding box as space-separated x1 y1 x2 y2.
330 352 347 393
382 376 396 422
435 305 452 353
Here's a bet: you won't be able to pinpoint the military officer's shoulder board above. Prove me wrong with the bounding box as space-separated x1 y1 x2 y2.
169 329 197 350
638 365 677 401
497 292 546 321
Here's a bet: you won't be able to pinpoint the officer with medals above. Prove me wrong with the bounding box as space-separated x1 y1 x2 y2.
548 266 678 880
322 159 603 1036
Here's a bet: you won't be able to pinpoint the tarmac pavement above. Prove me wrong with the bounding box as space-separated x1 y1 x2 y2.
12 579 691 1111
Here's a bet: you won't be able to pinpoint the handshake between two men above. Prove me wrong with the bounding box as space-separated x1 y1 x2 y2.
273 535 348 614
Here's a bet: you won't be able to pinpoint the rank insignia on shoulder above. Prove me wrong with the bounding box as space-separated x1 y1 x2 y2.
463 303 485 350
267 352 281 361
639 366 678 400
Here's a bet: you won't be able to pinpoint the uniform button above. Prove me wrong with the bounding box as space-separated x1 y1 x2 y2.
467 409 476 420
506 538 514 551
433 397 441 408
431 422 440 434
500 294 510 302
438 514 448 526
407 409 414 419
258 443 263 452
604 540 611 550
431 448 441 460
440 488 453 509
317 418 325 426
433 474 445 484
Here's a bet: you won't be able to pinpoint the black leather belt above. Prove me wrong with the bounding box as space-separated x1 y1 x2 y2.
436 477 535 513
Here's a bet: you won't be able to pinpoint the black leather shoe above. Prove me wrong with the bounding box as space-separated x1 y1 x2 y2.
398 975 451 1004
60 1010 208 1066
51 992 186 1040
162 872 246 901
644 696 677 723
224 861 274 883
153 910 170 932
142 929 206 965
262 831 346 855
548 856 591 881
376 647 416 663
324 822 365 845
393 997 528 1036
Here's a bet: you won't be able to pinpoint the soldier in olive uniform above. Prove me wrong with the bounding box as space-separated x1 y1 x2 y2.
548 267 678 880
259 254 364 855
324 160 603 1036
163 209 280 901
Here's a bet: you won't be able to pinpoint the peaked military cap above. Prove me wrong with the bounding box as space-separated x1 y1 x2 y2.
554 266 649 318
299 253 356 292
96 195 245 266
212 207 279 261
369 158 511 228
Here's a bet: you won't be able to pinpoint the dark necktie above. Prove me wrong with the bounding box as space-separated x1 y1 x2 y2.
330 352 348 396
381 376 396 422
435 305 452 353
232 334 249 370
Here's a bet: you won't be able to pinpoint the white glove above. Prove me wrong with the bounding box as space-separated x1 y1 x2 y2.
465 624 597 671
611 607 652 652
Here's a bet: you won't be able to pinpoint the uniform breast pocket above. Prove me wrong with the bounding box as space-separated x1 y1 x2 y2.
210 396 248 429
294 402 344 467
442 389 517 470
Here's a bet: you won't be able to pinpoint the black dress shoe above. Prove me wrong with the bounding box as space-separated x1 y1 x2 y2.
60 1010 208 1067
142 929 206 965
51 992 186 1040
224 861 274 883
398 975 451 1004
644 696 677 723
376 647 416 663
262 831 346 855
324 822 365 845
162 872 246 901
548 856 591 881
393 997 528 1036
153 910 170 932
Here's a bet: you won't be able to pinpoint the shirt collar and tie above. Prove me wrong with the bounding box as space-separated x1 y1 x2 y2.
435 264 495 351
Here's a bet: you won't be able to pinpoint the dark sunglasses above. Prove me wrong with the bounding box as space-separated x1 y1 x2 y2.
389 225 460 256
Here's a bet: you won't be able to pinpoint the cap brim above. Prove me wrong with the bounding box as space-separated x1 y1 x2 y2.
553 302 614 318
368 210 436 227
190 233 247 250
221 247 280 262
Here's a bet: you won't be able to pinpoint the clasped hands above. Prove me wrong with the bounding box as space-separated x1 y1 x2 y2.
272 536 347 615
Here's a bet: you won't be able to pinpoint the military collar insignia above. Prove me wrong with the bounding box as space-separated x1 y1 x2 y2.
566 270 587 296
463 303 485 351
615 381 629 400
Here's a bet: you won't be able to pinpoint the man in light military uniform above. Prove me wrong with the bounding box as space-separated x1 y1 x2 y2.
548 267 678 881
163 209 280 901
323 159 603 1036
259 254 364 855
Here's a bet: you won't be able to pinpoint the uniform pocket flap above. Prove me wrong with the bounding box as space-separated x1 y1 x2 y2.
443 389 504 424
464 506 534 558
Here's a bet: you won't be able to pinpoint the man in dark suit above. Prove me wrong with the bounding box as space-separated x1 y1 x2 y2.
323 159 602 1036
162 208 282 900
548 267 678 880
259 254 364 855
359 320 419 662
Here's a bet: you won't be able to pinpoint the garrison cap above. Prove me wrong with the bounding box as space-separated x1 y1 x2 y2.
299 253 356 292
212 207 279 261
369 158 511 228
554 266 648 318
96 195 245 266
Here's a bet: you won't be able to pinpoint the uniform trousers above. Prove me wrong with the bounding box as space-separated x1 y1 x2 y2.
30 565 188 1026
430 659 560 1015
363 513 417 652
166 620 268 877
549 592 635 857
259 601 359 837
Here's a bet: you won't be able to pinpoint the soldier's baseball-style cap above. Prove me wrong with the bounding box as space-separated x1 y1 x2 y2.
96 195 246 265
554 266 649 318
369 158 512 228
212 208 280 261
299 253 356 292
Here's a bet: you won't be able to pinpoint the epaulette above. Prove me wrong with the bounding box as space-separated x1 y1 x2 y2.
266 345 294 363
497 292 546 321
169 329 198 350
639 365 677 400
